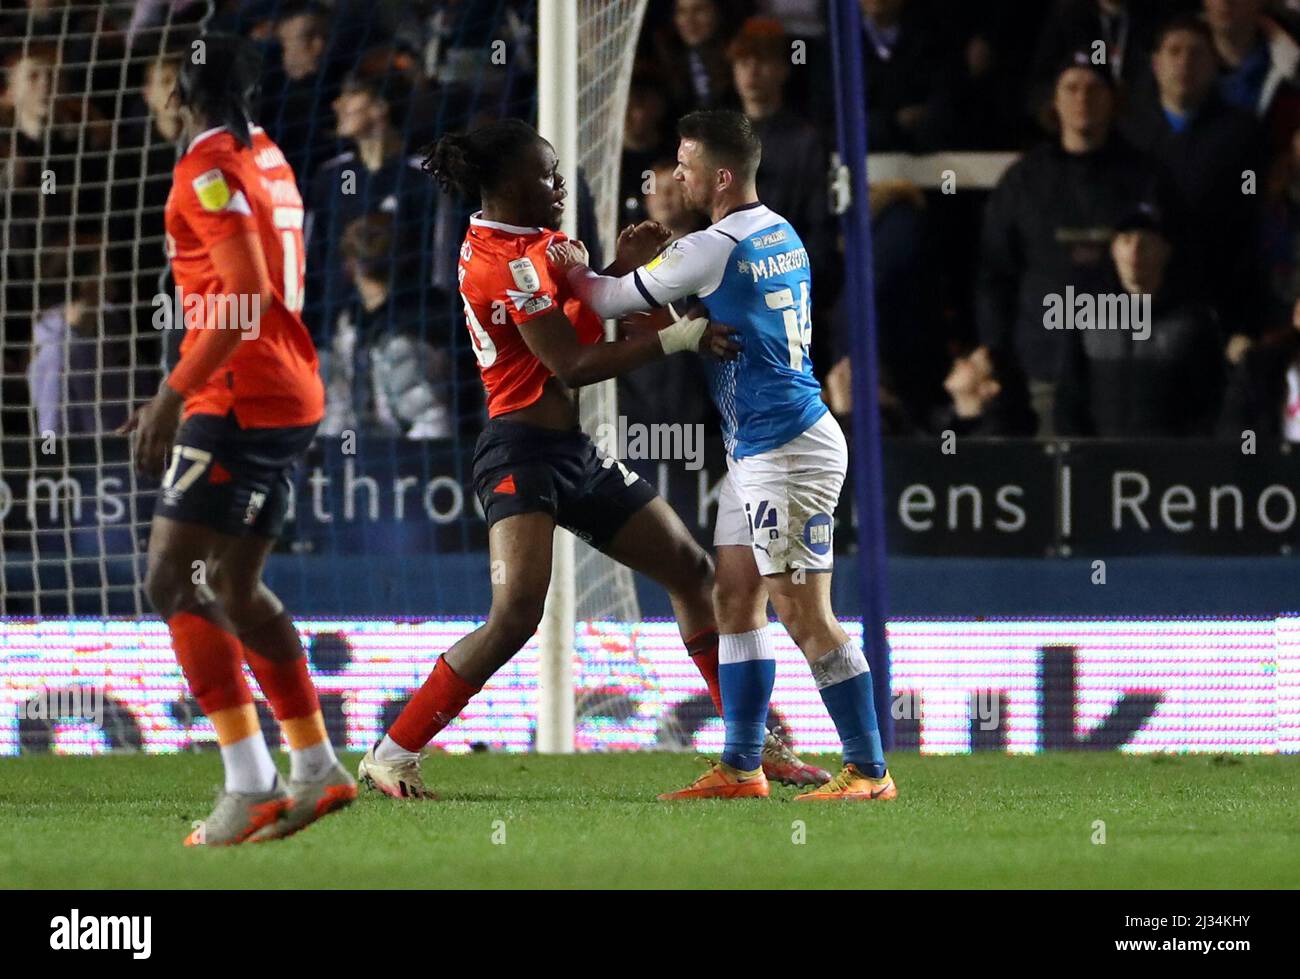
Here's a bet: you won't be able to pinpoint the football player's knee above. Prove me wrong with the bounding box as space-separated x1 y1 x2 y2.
714 580 765 630
667 541 713 596
210 570 259 623
205 558 230 602
488 596 546 650
144 559 195 618
689 543 714 585
770 590 815 635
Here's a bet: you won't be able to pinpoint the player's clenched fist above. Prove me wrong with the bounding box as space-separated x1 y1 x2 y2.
614 220 671 268
701 321 740 360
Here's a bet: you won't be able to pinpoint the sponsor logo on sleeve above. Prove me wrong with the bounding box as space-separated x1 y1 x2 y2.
507 287 553 313
192 169 232 211
509 257 541 292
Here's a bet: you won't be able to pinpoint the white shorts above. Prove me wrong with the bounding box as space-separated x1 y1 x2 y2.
713 412 847 575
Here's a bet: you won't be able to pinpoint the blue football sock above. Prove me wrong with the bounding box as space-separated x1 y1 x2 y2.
811 642 886 779
719 628 777 772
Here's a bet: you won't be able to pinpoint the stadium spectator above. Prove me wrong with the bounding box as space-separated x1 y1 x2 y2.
3 0 116 98
109 48 185 314
319 213 452 440
976 52 1176 434
615 162 713 430
1 44 109 375
618 79 674 227
27 236 132 438
1029 1 1176 119
1218 297 1300 440
929 344 1038 437
305 61 453 345
727 17 833 274
856 0 955 152
397 0 534 103
259 1 341 191
139 48 184 145
1120 13 1266 337
748 0 831 116
1203 0 1300 148
1055 210 1223 436
653 0 737 113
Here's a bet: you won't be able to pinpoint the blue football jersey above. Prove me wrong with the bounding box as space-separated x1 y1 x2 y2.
631 203 827 458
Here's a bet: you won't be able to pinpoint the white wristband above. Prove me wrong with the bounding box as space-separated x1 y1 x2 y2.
657 316 708 356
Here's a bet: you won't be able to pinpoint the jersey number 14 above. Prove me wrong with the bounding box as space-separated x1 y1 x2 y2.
767 281 811 370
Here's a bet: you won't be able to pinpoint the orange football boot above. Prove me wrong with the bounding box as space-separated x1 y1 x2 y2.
794 764 897 802
657 761 770 801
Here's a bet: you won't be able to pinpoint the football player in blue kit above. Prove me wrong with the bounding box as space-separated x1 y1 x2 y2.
550 110 895 801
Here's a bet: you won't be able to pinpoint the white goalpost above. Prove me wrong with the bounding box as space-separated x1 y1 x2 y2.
535 0 650 752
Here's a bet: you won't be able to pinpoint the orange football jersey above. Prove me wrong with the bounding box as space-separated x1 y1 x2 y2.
457 214 604 417
164 125 323 428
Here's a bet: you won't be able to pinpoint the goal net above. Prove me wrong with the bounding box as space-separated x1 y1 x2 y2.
0 1 565 618
1 0 737 757
1 1 647 626
1 0 167 617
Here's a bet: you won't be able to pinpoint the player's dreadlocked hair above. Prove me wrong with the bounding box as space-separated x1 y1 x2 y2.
422 118 541 199
176 33 262 148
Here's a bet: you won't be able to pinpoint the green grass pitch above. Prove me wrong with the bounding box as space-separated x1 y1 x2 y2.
2 752 1297 889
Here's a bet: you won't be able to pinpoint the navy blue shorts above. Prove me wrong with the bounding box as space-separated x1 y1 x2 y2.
155 412 316 539
472 419 657 550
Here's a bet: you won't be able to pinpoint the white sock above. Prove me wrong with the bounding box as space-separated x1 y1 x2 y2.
375 734 419 764
290 738 338 782
221 732 280 794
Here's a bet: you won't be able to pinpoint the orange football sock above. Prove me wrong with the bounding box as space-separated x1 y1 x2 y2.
208 703 262 746
168 609 254 728
685 628 724 715
280 712 328 751
242 641 321 726
388 656 480 752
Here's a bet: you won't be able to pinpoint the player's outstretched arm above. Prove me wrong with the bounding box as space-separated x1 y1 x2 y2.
550 226 724 321
547 241 650 320
518 306 723 389
118 232 274 477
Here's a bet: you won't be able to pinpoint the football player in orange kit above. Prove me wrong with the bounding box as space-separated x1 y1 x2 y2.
120 35 355 845
357 118 830 797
